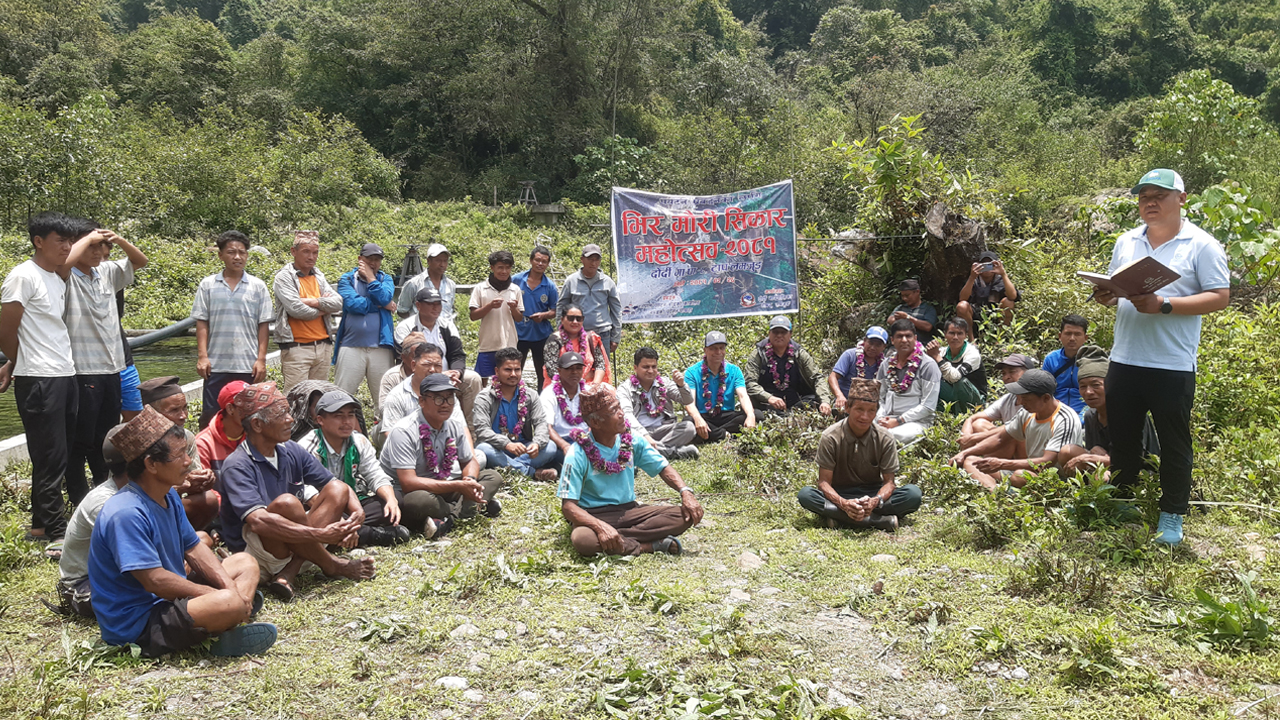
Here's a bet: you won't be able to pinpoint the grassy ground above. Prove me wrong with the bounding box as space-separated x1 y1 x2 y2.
1 409 1278 720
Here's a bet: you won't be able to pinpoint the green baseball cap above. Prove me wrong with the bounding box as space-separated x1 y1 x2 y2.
1131 168 1185 194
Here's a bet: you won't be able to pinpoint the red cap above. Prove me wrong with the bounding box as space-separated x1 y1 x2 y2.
218 380 249 410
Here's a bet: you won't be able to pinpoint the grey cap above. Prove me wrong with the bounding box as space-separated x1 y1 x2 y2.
415 285 442 303
994 353 1038 370
426 243 449 258
419 373 458 395
581 244 603 258
704 331 728 347
558 351 585 368
315 390 359 414
1005 368 1056 396
899 279 920 291
769 315 792 331
977 250 999 262
359 243 384 258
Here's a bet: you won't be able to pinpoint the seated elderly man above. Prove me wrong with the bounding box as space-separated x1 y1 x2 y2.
797 379 922 532
88 408 275 657
1057 346 1160 479
875 319 942 444
558 384 703 556
541 352 589 470
959 353 1037 453
195 379 248 476
298 390 410 547
138 376 219 530
949 369 1083 491
378 331 426 413
473 347 559 481
380 373 505 536
744 315 832 416
394 285 481 426
381 343 482 465
617 347 698 461
217 382 376 602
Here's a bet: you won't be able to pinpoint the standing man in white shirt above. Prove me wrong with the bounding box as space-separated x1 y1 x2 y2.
273 231 342 392
397 243 457 326
1092 169 1230 547
0 212 101 548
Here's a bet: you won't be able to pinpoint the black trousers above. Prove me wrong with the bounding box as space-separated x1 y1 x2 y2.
693 409 747 443
68 373 121 504
517 339 548 392
14 375 78 537
1106 361 1194 515
199 372 253 429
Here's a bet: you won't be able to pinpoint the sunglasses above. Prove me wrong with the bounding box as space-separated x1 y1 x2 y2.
565 315 583 322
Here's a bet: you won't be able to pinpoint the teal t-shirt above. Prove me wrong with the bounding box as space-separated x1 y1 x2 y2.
556 432 668 509
684 360 745 413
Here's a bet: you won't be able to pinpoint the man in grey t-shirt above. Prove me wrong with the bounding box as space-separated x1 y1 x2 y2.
55 425 127 618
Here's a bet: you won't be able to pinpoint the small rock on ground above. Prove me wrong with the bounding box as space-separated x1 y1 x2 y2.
869 554 897 563
736 551 764 570
435 676 468 690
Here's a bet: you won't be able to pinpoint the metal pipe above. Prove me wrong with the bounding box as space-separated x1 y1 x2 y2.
0 316 198 365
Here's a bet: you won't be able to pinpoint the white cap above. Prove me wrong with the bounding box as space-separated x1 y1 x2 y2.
426 243 449 258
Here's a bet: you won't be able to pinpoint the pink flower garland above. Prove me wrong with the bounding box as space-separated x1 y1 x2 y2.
888 341 925 394
629 374 667 417
569 425 634 474
764 340 797 392
701 360 727 416
418 423 459 480
553 375 584 424
489 376 529 438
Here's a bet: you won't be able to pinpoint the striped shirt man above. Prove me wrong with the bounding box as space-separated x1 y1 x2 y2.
191 271 273 374
65 259 135 374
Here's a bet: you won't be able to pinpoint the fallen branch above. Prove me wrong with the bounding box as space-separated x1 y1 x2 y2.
1235 690 1280 716
875 637 898 659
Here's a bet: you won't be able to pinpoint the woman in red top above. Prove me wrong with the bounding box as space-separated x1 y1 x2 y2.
542 305 610 385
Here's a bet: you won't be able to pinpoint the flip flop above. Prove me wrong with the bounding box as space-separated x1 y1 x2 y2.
44 540 64 561
264 576 295 603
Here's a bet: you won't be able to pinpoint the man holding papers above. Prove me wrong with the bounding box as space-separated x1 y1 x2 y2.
1092 169 1229 547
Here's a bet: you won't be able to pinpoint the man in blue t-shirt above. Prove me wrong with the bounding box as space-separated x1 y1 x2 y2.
88 407 275 657
557 384 703 556
683 331 757 443
829 326 889 410
513 245 559 392
1041 314 1089 418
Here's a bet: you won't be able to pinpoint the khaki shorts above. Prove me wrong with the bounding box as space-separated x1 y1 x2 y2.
243 527 292 581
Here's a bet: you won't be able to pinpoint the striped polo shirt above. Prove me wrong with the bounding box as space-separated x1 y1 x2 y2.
65 259 135 374
191 271 274 373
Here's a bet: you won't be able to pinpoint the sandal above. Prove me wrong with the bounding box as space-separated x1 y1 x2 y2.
653 536 682 556
44 541 63 561
264 576 295 603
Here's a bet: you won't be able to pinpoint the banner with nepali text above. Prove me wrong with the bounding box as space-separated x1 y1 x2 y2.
610 180 798 323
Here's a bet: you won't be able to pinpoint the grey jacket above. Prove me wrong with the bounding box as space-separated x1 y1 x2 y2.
472 384 550 448
273 263 343 344
557 270 621 336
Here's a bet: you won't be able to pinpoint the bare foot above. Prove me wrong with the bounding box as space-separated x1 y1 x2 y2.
534 468 558 482
331 556 376 581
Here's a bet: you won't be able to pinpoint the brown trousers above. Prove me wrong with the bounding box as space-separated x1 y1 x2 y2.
569 502 693 556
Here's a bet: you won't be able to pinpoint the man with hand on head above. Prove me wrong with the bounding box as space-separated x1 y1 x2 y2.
380 373 505 537
798 379 922 532
684 331 756 443
138 376 218 531
216 382 376 603
744 315 832 416
558 384 703 556
193 230 274 429
618 347 698 461
557 244 622 360
88 408 275 657
1092 169 1229 546
273 230 341 392
541 352 590 469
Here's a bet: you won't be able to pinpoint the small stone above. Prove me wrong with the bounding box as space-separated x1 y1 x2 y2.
412 546 428 554
396 563 412 574
520 526 532 534
894 567 917 577
349 548 367 558
468 652 490 668
493 629 509 641
933 703 949 717
757 587 781 597
435 676 468 690
888 668 904 681
869 554 897 563
728 589 752 602
815 554 827 561
515 622 528 636
736 551 765 570
548 628 566 640
1010 667 1029 680
1246 545 1267 562
462 690 484 702
411 569 423 577
450 623 480 638
517 690 540 703
826 688 854 707
1243 532 1261 541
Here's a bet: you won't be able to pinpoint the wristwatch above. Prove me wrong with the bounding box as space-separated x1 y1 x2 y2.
1160 297 1173 315
679 487 696 496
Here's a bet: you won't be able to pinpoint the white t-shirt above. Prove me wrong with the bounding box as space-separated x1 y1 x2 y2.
0 259 75 377
540 384 587 438
393 315 457 347
1005 401 1084 460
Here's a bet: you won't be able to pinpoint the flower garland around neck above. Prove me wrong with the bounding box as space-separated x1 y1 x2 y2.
889 341 925 394
765 340 797 392
701 359 727 416
553 375 584 424
560 327 594 367
629 374 666 417
490 376 529 438
417 423 458 480
569 423 633 474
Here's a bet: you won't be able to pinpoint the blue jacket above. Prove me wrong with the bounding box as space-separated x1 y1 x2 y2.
334 268 395 361
1042 348 1085 418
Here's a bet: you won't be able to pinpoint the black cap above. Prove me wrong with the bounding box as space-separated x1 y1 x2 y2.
977 250 999 262
1005 368 1056 396
419 373 458 395
558 351 585 368
360 243 384 258
899 279 920 291
993 353 1037 370
415 285 442 303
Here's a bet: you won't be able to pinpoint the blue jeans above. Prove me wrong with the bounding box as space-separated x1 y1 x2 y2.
478 441 560 476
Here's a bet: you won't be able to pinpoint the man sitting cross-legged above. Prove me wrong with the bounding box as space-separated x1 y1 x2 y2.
797 379 922 532
297 390 411 547
380 342 483 463
195 379 248 477
684 331 757 443
217 382 376 602
541 352 590 471
950 369 1083 490
473 347 559 481
617 347 698 461
744 315 833 416
139 376 219 531
959 353 1037 454
558 384 704 556
88 408 276 657
874 319 942 444
55 424 128 619
380 373 505 536
1057 345 1160 478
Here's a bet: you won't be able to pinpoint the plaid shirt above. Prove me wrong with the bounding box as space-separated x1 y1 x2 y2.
191 271 273 373
65 259 134 374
